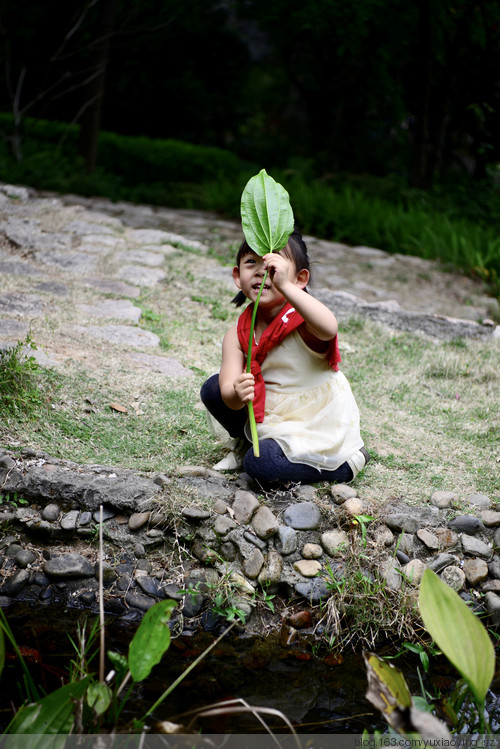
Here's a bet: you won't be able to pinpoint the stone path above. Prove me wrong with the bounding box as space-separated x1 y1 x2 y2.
0 181 499 635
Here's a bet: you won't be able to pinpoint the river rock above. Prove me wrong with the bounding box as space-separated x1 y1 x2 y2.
465 493 490 510
372 525 394 547
294 578 330 604
284 502 322 530
448 515 483 534
301 543 323 559
257 550 283 588
276 525 297 555
401 559 426 586
429 553 459 573
252 506 279 539
379 558 401 591
434 527 458 548
43 553 94 578
232 491 260 523
42 503 60 521
61 510 79 530
129 511 150 530
243 548 264 580
214 516 237 536
480 510 500 527
461 534 492 560
126 591 157 612
181 506 210 522
0 569 29 595
430 490 457 508
416 528 439 550
321 529 348 557
384 503 440 533
343 497 364 516
489 557 500 579
484 592 500 625
294 560 322 578
330 484 357 504
136 575 161 597
15 549 37 568
463 558 489 586
440 565 465 591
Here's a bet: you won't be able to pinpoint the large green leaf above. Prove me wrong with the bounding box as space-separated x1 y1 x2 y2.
6 676 91 743
240 169 294 255
418 569 495 705
128 599 177 682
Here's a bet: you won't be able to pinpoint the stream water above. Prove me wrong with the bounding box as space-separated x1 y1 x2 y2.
1 603 499 735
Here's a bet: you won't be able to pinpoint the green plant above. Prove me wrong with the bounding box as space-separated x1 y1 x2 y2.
0 335 43 416
352 514 374 548
0 492 29 508
239 168 295 456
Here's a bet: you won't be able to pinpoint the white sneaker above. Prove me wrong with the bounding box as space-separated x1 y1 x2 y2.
213 451 243 471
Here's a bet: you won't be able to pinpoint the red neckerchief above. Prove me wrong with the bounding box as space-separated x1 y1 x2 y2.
237 302 341 422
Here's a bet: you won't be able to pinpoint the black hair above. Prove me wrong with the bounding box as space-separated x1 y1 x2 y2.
231 230 310 307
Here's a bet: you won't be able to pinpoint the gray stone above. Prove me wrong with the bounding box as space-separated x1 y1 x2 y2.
384 503 440 533
72 324 159 348
243 531 267 550
430 490 457 509
484 592 500 626
116 265 166 287
461 534 492 560
396 550 410 565
480 510 500 527
213 499 229 515
482 580 500 593
252 506 279 540
373 526 394 547
429 553 460 573
15 549 37 568
78 511 93 526
0 292 44 317
440 565 465 591
191 541 218 564
61 510 79 530
379 558 402 591
181 505 211 522
283 501 322 530
128 511 150 531
125 591 157 612
83 278 140 298
94 507 116 521
136 575 160 597
294 578 330 604
463 558 489 586
257 550 283 588
294 560 322 578
465 493 491 510
434 527 459 548
495 527 500 549
0 455 16 471
489 557 500 579
321 529 348 557
330 484 357 503
43 553 94 578
397 533 415 555
134 543 146 559
293 485 319 501
301 543 323 560
116 249 165 267
232 491 260 524
77 299 141 322
416 528 439 550
276 525 298 555
220 541 237 561
0 569 29 595
448 515 484 535
214 516 237 536
243 548 265 580
401 559 427 587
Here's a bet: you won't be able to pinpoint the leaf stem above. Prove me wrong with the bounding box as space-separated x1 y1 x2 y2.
245 271 267 458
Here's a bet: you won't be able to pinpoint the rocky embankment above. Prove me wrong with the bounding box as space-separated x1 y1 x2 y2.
0 448 499 635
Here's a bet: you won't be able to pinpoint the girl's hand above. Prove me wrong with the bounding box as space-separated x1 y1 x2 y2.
263 252 295 291
234 372 255 404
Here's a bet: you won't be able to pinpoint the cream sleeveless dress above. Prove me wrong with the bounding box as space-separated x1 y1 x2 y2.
244 330 366 477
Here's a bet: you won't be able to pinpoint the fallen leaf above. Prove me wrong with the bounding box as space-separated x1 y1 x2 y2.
109 402 128 414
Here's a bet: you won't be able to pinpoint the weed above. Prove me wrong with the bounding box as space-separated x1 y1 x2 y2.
0 335 43 416
0 492 28 508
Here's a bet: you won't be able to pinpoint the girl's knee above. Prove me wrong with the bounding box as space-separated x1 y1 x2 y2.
200 374 220 407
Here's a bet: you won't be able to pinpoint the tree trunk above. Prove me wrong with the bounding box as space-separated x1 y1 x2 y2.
78 0 118 173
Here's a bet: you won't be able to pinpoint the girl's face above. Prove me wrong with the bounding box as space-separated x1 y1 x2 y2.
232 249 307 308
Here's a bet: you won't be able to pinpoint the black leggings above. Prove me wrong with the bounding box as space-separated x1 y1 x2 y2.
200 374 353 487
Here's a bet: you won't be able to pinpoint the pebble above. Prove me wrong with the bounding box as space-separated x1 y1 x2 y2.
294 578 330 604
61 510 79 530
301 543 323 560
288 610 313 628
343 497 364 516
440 566 466 591
461 534 492 560
136 575 161 597
0 569 29 596
42 503 60 521
294 560 322 577
429 553 459 573
258 550 283 588
15 549 37 568
126 591 157 612
243 548 265 580
484 592 500 625
134 543 146 559
430 490 457 509
416 528 439 550
379 558 402 591
129 511 150 531
448 515 483 534
401 559 426 586
283 501 322 530
321 529 348 557
243 531 267 550
434 528 458 548
43 553 94 578
276 525 297 555
463 558 489 586
181 506 210 522
465 493 491 510
330 484 357 504
214 516 237 535
373 526 394 547
232 491 260 523
480 510 500 527
252 506 279 539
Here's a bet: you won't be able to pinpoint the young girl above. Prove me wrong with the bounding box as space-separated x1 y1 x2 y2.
200 230 369 488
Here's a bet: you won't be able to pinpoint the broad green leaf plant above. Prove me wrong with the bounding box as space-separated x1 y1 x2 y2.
240 169 294 457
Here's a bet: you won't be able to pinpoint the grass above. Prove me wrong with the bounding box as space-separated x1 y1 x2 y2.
1 243 498 508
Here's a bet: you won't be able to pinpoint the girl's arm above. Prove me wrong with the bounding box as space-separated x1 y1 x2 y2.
219 324 255 409
264 253 338 341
